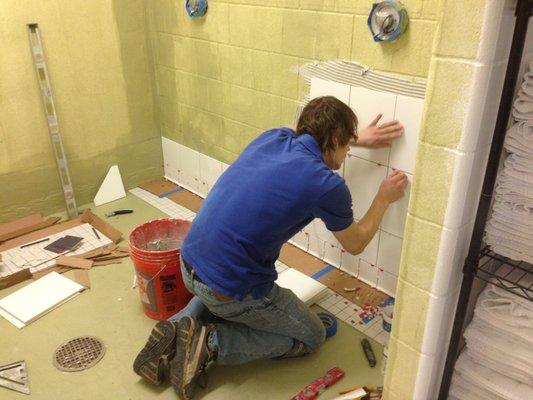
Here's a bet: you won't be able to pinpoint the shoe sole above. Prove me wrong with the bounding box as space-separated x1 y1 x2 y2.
170 318 196 399
133 320 176 385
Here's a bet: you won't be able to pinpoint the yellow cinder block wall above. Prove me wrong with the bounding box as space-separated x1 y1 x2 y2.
148 0 439 164
0 0 161 222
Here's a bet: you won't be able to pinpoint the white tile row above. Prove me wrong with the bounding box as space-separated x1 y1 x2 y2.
310 77 425 174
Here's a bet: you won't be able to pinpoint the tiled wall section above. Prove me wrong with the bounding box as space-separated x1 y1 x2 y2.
147 0 438 166
305 78 425 297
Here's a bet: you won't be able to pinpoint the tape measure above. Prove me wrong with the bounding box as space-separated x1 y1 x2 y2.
318 312 337 338
185 0 208 18
367 1 409 42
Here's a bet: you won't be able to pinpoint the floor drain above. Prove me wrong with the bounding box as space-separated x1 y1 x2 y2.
53 336 106 372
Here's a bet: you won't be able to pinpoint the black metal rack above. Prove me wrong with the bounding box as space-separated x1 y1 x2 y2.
476 246 533 301
438 1 533 399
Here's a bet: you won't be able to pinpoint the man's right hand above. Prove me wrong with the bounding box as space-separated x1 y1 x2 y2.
377 170 408 204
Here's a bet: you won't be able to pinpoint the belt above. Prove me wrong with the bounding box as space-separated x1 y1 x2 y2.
183 260 233 302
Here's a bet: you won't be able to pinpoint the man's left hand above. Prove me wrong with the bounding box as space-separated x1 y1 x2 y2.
351 113 404 148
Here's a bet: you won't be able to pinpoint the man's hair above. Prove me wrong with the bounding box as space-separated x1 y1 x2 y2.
296 96 358 152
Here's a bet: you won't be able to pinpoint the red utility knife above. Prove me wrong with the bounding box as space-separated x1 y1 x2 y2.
291 367 345 400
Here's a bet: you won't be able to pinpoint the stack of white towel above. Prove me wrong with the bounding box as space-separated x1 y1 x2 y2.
449 283 533 400
485 62 533 264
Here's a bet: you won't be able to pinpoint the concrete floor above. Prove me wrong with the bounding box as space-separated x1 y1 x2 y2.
0 194 383 399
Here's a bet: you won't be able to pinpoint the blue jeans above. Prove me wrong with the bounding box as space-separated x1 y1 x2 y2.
168 259 326 365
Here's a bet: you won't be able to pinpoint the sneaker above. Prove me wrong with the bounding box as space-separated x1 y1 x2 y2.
133 320 177 385
170 317 214 400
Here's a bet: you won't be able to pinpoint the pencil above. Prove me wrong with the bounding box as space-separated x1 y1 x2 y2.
92 227 101 239
20 238 50 248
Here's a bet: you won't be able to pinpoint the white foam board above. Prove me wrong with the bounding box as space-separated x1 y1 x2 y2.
275 268 327 305
0 272 84 328
94 165 126 206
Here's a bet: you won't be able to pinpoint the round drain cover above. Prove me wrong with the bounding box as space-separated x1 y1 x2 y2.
53 336 106 372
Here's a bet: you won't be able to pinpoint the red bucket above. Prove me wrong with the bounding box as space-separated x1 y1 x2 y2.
129 218 193 320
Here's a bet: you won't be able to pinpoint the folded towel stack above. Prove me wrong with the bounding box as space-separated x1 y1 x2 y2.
485 62 533 263
449 283 533 399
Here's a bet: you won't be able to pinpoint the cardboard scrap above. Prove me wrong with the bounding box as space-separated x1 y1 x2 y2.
73 270 90 289
168 190 203 213
317 267 388 309
0 214 61 242
279 243 327 276
56 256 93 270
0 268 32 289
139 179 179 197
93 260 122 266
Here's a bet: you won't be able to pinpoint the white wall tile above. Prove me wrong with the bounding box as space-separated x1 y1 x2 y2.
476 0 515 63
162 137 180 183
359 230 380 267
310 219 337 244
310 77 350 104
179 144 201 193
199 153 223 195
390 95 424 174
341 252 359 277
324 242 342 267
443 146 490 229
412 352 441 400
381 171 412 237
358 259 378 287
458 63 506 152
290 230 309 252
344 156 387 220
430 222 472 296
349 86 396 164
377 230 403 276
377 269 398 296
308 234 325 260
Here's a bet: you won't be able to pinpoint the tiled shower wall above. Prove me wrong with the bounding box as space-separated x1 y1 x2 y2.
293 78 425 297
161 72 425 298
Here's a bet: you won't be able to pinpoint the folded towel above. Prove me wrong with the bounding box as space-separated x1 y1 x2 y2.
455 352 533 400
492 202 533 226
505 122 533 156
513 92 533 122
485 219 533 248
475 288 533 345
489 283 533 311
450 372 506 400
504 154 533 184
465 319 533 373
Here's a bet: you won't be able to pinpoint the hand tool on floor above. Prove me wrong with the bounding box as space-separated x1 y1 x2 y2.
290 367 345 400
105 208 133 217
361 339 376 368
0 360 30 394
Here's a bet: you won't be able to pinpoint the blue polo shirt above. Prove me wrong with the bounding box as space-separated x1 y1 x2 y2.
181 128 353 300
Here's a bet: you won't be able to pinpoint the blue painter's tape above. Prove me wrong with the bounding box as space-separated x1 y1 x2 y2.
311 264 335 280
158 186 184 198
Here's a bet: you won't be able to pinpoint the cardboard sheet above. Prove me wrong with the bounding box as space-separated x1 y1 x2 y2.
56 256 93 270
168 191 203 213
73 270 90 289
139 179 179 197
317 268 388 309
0 214 61 242
279 243 328 276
